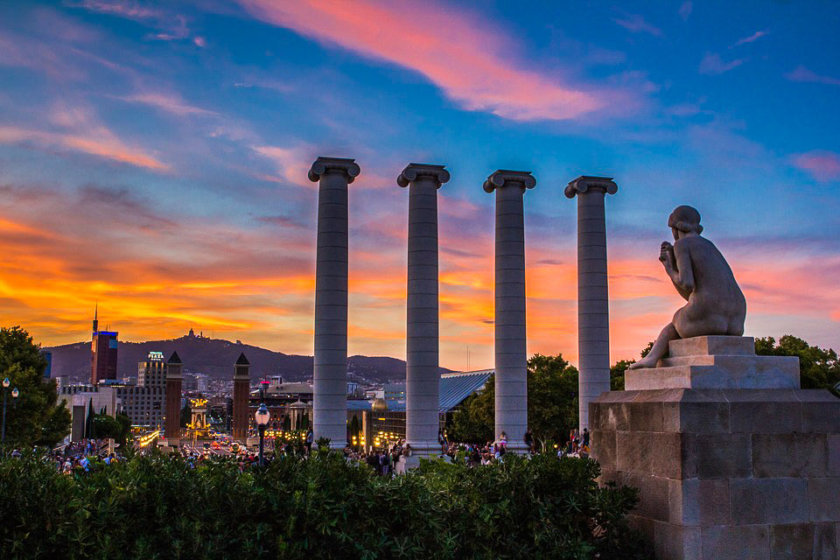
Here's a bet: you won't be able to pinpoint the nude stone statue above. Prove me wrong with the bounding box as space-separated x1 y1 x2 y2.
628 206 746 369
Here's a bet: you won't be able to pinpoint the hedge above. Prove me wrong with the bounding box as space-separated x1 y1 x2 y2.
0 451 651 559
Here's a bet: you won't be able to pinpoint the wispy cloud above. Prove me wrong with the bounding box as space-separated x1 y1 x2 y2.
252 144 316 188
237 0 634 122
117 92 216 116
732 30 768 48
66 0 162 20
699 52 745 75
792 150 840 182
68 0 195 43
786 65 840 86
614 13 662 36
679 2 693 21
0 126 168 170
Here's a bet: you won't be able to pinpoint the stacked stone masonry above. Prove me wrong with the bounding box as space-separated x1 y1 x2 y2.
592 336 840 560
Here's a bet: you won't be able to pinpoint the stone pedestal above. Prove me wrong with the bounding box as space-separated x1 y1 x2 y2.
625 336 800 390
591 336 840 560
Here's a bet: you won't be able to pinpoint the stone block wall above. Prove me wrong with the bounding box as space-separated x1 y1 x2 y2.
591 388 840 559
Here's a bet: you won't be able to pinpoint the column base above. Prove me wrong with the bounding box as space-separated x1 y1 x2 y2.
406 440 443 458
503 441 530 454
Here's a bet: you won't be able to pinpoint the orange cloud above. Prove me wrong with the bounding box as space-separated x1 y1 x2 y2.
238 0 622 121
2 168 838 373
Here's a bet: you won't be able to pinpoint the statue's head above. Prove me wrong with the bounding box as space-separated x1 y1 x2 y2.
668 205 703 237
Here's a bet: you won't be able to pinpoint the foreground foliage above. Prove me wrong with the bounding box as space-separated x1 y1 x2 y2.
0 451 650 559
0 326 70 447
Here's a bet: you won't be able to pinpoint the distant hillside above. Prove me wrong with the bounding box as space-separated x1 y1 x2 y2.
44 334 450 384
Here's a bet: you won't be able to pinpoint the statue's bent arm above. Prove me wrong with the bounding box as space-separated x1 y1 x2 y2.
666 242 694 300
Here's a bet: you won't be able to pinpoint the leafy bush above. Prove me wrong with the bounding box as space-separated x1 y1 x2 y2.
0 451 650 559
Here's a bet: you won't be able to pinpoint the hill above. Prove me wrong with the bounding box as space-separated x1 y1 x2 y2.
44 334 449 384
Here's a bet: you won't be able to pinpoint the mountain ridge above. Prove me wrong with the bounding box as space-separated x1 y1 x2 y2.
44 334 449 384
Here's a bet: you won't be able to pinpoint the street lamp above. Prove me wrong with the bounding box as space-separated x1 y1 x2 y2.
255 403 270 467
2 378 20 444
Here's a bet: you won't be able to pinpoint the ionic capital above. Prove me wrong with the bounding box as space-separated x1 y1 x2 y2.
397 163 450 188
564 175 618 198
483 170 536 193
308 156 361 184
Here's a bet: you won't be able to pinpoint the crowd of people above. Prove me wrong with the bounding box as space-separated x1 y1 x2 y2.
3 439 127 474
6 426 593 476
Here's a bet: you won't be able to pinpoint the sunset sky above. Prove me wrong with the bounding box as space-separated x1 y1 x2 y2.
1 1 839 371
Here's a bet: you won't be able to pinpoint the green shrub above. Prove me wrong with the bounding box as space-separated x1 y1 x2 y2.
0 451 650 559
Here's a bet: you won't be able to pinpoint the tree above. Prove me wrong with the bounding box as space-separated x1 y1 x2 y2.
115 413 132 448
92 414 122 441
447 375 495 444
527 354 579 448
756 335 840 395
610 360 635 391
85 399 95 439
447 354 580 448
180 402 191 428
0 326 70 447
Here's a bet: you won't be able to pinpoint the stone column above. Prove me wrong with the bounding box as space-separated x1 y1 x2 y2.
398 163 450 457
565 176 617 432
232 352 250 441
164 351 183 446
483 170 536 452
309 157 360 449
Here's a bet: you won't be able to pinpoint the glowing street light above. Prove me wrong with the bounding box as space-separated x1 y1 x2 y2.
255 403 270 467
2 378 20 444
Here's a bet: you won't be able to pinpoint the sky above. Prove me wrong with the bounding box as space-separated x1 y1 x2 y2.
1 0 839 371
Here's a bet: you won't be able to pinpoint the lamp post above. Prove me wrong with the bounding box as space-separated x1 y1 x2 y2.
2 378 20 444
255 403 270 467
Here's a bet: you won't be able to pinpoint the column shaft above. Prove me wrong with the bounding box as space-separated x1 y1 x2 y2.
398 163 449 458
486 170 534 453
406 175 440 454
577 192 610 431
566 176 617 432
313 171 349 448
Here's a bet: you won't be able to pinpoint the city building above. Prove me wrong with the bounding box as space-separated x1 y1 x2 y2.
57 383 120 442
116 351 168 428
91 306 118 385
347 370 494 449
244 376 314 433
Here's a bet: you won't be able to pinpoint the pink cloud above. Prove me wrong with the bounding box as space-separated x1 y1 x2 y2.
237 0 624 121
614 13 662 36
678 2 693 21
252 144 316 188
68 0 163 20
732 30 768 48
792 150 840 182
699 52 745 75
117 92 216 116
786 66 840 86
